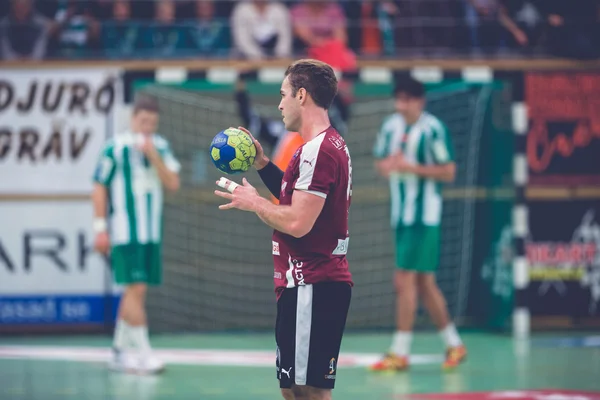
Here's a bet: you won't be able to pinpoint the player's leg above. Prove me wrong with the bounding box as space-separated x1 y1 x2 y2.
370 227 419 371
132 242 164 373
301 281 352 398
414 227 466 369
281 389 296 400
110 243 164 374
276 286 298 397
110 244 145 372
290 385 331 400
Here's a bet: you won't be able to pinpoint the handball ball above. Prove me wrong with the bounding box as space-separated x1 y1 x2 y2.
209 128 257 174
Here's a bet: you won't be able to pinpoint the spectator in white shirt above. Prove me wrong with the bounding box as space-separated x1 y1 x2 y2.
231 0 291 59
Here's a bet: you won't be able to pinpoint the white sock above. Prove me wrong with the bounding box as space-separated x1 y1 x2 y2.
440 323 462 348
391 331 412 357
112 319 130 351
129 325 152 356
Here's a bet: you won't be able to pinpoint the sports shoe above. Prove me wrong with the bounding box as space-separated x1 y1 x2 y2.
108 348 139 373
369 353 409 371
442 345 467 370
137 354 166 375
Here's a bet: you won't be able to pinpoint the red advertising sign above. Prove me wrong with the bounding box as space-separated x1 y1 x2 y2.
525 73 600 185
403 390 600 400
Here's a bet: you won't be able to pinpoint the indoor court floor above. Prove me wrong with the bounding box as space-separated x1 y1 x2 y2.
0 332 598 400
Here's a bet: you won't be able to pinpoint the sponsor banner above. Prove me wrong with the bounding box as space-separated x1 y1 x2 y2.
0 201 119 325
525 72 600 186
405 390 600 400
0 68 120 194
526 200 600 317
0 295 118 325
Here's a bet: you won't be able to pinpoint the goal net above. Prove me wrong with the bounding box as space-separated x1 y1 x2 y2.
138 80 499 332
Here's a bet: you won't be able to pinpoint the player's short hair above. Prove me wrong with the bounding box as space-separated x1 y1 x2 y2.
284 59 338 110
133 94 160 115
393 76 425 99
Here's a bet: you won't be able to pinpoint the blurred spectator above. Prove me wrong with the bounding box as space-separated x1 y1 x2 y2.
359 0 384 56
101 0 139 59
187 0 230 57
0 0 50 60
291 0 356 72
464 0 503 55
291 0 347 50
50 0 99 58
138 0 187 58
498 0 543 53
230 0 291 59
539 0 599 59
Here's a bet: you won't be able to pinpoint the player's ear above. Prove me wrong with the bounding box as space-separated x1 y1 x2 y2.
297 88 307 104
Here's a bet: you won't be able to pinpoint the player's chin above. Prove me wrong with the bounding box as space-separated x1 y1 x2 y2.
283 118 296 132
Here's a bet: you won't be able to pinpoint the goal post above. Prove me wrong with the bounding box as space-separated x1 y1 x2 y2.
132 76 514 333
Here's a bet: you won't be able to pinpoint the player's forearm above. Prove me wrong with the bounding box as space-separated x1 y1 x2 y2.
408 163 456 182
252 197 305 238
257 161 284 199
147 151 180 191
92 184 109 233
92 184 108 218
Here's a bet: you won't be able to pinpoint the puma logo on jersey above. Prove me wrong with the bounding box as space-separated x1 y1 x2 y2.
281 367 292 378
303 159 314 167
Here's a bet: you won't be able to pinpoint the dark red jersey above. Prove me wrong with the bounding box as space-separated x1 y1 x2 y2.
272 127 353 296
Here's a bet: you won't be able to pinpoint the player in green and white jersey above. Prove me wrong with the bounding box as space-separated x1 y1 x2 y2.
92 95 180 374
369 76 467 372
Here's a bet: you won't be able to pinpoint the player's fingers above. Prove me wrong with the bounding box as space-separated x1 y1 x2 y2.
217 177 239 193
218 202 235 210
214 190 233 200
237 126 252 136
238 126 259 144
242 177 252 187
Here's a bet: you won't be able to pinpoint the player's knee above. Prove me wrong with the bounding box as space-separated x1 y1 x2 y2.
306 387 332 400
125 283 147 299
416 274 437 295
291 385 309 399
280 388 295 400
394 270 417 294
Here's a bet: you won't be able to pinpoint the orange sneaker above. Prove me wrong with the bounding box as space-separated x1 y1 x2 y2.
369 353 409 371
442 345 467 370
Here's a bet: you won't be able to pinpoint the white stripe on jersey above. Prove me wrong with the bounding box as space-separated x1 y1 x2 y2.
294 132 327 195
151 183 163 242
286 255 295 289
294 285 313 385
110 140 130 244
132 152 149 243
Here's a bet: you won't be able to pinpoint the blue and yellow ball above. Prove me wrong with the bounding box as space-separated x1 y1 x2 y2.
209 128 257 174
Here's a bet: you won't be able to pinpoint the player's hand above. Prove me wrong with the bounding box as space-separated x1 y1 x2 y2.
94 232 110 255
390 152 414 173
236 126 269 170
214 177 260 212
137 135 156 156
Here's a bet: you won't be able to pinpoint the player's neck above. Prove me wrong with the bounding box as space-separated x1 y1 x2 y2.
298 109 331 142
405 112 422 126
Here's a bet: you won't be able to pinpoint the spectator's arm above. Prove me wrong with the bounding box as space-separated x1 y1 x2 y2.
231 4 263 59
273 4 292 57
498 5 528 46
293 23 323 47
0 20 17 60
29 16 52 60
291 7 321 47
1 37 18 60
